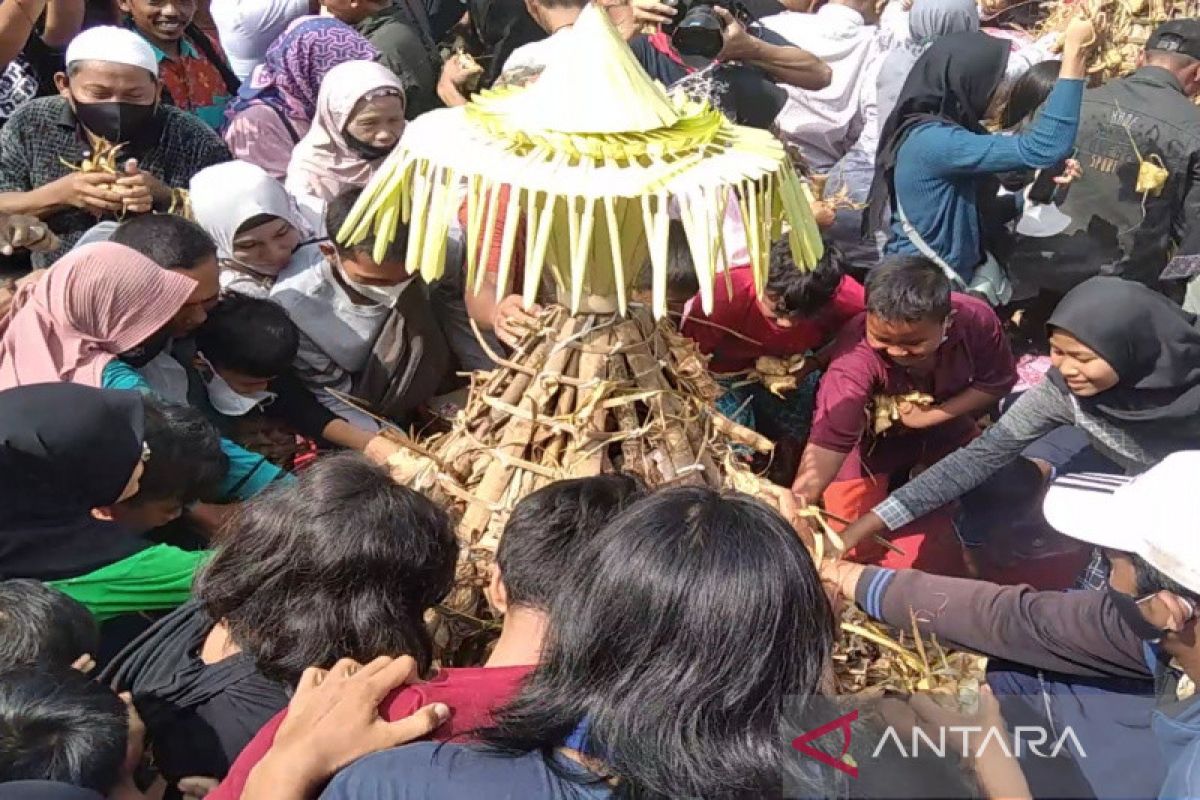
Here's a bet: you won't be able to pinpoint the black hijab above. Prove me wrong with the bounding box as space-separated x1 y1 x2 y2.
0 383 150 580
1047 277 1200 439
866 32 1010 235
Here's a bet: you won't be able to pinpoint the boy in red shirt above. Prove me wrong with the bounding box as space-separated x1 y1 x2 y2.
210 474 647 800
682 240 864 471
791 256 1016 575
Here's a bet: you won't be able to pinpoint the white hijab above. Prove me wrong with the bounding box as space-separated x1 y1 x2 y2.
190 160 316 263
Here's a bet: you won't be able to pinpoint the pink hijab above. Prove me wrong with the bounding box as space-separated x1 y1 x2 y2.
284 60 406 204
0 242 197 390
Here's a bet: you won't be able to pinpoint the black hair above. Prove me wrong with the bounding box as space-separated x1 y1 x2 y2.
196 295 300 379
632 221 701 299
131 397 227 506
196 452 458 682
0 581 98 670
0 668 128 792
481 487 834 798
865 256 952 323
110 214 217 271
765 238 845 318
1132 554 1200 604
325 188 409 263
497 474 647 611
1000 60 1062 129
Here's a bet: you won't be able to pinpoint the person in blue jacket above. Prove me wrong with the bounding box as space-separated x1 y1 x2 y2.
866 19 1095 304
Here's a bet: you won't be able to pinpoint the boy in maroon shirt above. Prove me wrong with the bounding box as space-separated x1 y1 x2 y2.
210 474 647 800
791 256 1016 576
682 242 865 478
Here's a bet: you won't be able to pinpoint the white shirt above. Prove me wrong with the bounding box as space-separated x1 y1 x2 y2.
501 26 575 74
760 4 893 172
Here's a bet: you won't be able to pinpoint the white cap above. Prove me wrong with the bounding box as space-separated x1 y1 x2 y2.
1042 451 1200 594
65 26 159 78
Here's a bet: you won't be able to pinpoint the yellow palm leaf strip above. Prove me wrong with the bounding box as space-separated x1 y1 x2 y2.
565 193 584 313
779 170 815 269
617 195 648 300
545 196 572 295
676 190 713 315
373 185 401 266
404 161 435 276
744 179 766 295
526 192 556 306
418 166 455 282
463 173 485 297
473 180 504 296
602 194 627 315
796 177 825 267
493 184 523 304
341 157 393 246
840 622 927 672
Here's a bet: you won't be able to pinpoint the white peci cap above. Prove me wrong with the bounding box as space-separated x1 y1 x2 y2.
65 26 159 78
1042 451 1200 594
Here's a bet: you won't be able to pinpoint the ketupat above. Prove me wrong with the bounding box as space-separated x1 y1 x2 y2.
338 2 823 320
871 391 936 435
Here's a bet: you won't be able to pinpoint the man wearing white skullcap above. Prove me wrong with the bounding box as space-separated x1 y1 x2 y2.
0 25 231 268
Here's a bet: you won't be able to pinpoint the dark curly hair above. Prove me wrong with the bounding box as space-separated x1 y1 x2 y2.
196 452 458 682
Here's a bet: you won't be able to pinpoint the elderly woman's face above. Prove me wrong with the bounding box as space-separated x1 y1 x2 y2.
345 94 406 151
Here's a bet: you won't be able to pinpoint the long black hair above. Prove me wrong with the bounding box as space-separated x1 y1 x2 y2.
480 486 835 798
1000 60 1062 130
196 452 458 682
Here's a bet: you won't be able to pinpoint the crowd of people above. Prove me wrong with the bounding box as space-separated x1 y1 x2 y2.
0 0 1199 797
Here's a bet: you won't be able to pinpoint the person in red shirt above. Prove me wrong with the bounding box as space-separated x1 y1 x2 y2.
682 240 865 477
210 474 647 800
791 256 1016 575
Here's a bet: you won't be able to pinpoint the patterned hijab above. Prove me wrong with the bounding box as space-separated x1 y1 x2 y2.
225 16 379 123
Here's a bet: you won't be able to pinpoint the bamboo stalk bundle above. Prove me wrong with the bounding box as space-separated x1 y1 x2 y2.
1038 0 1200 82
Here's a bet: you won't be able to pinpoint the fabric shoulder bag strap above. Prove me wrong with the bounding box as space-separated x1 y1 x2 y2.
265 102 301 144
893 196 967 289
185 24 242 96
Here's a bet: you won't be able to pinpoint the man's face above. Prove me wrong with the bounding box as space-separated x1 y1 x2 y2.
56 61 159 106
865 313 947 367
331 246 408 286
118 0 196 45
111 497 185 534
167 256 220 337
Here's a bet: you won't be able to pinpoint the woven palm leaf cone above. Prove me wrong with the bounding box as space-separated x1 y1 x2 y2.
1038 0 1200 83
338 3 828 659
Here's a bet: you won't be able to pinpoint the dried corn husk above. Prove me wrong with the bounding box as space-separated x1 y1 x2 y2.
340 3 823 321
835 607 987 701
745 354 807 398
871 391 936 435
60 137 124 174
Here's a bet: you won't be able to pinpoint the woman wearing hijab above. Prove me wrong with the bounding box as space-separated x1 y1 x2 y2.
0 383 207 623
0 242 197 391
101 453 457 800
875 0 979 127
835 276 1200 555
867 19 1093 304
222 17 380 180
190 160 325 297
285 60 406 211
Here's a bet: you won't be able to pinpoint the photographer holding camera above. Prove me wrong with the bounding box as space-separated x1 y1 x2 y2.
500 0 829 128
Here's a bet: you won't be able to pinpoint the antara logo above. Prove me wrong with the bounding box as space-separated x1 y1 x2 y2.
791 709 859 778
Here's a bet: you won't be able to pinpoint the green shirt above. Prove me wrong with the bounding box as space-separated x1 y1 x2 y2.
47 543 209 621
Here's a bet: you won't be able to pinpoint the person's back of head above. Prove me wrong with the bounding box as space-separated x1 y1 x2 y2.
196 452 458 681
109 397 227 533
495 474 647 612
1000 59 1062 129
483 486 833 797
110 214 218 273
1142 19 1200 95
0 581 98 671
765 238 845 319
631 222 701 311
865 256 952 323
0 668 127 793
196 295 300 380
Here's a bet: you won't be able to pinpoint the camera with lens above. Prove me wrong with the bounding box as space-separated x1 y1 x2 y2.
662 0 755 60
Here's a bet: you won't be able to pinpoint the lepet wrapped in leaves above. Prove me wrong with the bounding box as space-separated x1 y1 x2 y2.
339 2 823 319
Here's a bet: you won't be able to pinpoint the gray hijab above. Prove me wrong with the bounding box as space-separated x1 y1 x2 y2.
876 0 980 128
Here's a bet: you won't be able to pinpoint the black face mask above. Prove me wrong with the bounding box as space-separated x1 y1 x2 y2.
119 329 172 368
72 98 159 144
344 131 394 161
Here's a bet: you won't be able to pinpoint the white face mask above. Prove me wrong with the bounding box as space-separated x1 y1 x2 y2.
1016 184 1072 238
333 258 410 308
203 365 277 417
